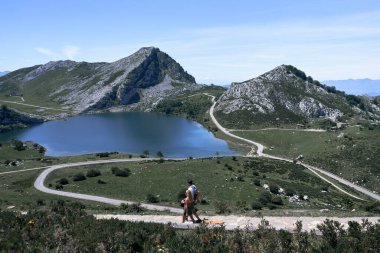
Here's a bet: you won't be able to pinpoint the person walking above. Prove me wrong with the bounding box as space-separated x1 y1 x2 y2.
182 190 195 223
187 180 202 223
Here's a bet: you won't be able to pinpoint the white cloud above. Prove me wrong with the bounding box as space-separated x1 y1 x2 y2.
35 47 56 57
61 45 80 60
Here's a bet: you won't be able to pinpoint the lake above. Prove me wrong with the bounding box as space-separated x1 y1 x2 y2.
0 112 239 157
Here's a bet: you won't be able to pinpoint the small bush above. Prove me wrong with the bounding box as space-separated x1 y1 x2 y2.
57 178 69 185
115 168 131 177
258 191 272 205
97 179 106 184
252 171 259 176
269 183 279 194
120 203 144 213
271 196 284 205
36 199 45 206
73 173 86 181
146 194 159 203
111 167 119 174
285 187 296 196
253 179 261 186
55 184 63 190
86 169 101 177
251 201 263 210
214 201 231 214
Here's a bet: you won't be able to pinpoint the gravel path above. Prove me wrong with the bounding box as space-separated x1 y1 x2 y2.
231 128 326 132
95 214 379 232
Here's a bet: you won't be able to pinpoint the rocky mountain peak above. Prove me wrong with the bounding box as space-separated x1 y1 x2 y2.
216 65 352 122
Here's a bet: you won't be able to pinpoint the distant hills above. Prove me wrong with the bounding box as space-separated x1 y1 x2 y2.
323 79 380 96
0 71 10 77
0 47 200 113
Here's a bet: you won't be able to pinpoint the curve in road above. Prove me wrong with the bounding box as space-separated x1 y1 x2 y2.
34 158 183 213
205 93 380 202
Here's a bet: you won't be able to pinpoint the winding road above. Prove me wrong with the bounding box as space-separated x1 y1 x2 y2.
205 93 380 202
33 158 183 213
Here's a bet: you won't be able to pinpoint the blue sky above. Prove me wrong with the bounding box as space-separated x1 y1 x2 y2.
1 0 380 84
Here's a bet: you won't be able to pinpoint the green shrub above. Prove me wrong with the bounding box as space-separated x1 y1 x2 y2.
55 184 63 190
258 191 272 205
285 187 296 196
120 203 144 213
146 194 159 203
12 139 25 151
57 178 69 185
271 196 284 205
269 184 279 194
115 168 131 177
214 201 231 214
36 199 45 206
111 167 119 174
86 169 101 177
73 173 86 181
253 179 261 186
97 179 106 184
251 201 263 210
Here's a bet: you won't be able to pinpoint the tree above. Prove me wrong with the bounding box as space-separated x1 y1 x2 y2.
73 173 86 181
156 151 164 158
12 139 25 151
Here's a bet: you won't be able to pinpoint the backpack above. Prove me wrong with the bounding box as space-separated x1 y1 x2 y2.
190 185 200 202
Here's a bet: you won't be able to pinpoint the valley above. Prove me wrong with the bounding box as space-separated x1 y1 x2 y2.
0 47 379 219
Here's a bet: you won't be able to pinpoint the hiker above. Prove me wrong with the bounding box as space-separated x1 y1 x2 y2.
182 190 195 223
187 180 202 223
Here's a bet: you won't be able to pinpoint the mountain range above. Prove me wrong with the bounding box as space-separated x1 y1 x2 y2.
0 71 10 77
323 79 380 96
1 48 379 129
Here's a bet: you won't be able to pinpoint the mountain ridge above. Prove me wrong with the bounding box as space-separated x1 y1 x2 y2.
0 47 200 114
215 65 380 128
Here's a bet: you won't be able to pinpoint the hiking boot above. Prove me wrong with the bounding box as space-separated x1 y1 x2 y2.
195 219 202 223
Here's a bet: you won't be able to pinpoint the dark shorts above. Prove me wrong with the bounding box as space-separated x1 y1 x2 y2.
184 203 194 215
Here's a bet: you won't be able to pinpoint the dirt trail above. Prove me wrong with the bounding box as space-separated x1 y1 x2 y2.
95 214 379 231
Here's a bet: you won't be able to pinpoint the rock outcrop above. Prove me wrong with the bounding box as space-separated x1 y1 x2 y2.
215 65 353 121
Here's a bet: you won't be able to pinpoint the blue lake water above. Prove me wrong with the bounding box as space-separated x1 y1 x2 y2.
0 112 239 157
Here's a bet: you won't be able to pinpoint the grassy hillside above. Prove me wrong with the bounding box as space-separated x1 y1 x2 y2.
45 157 373 215
233 126 380 192
155 85 225 124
